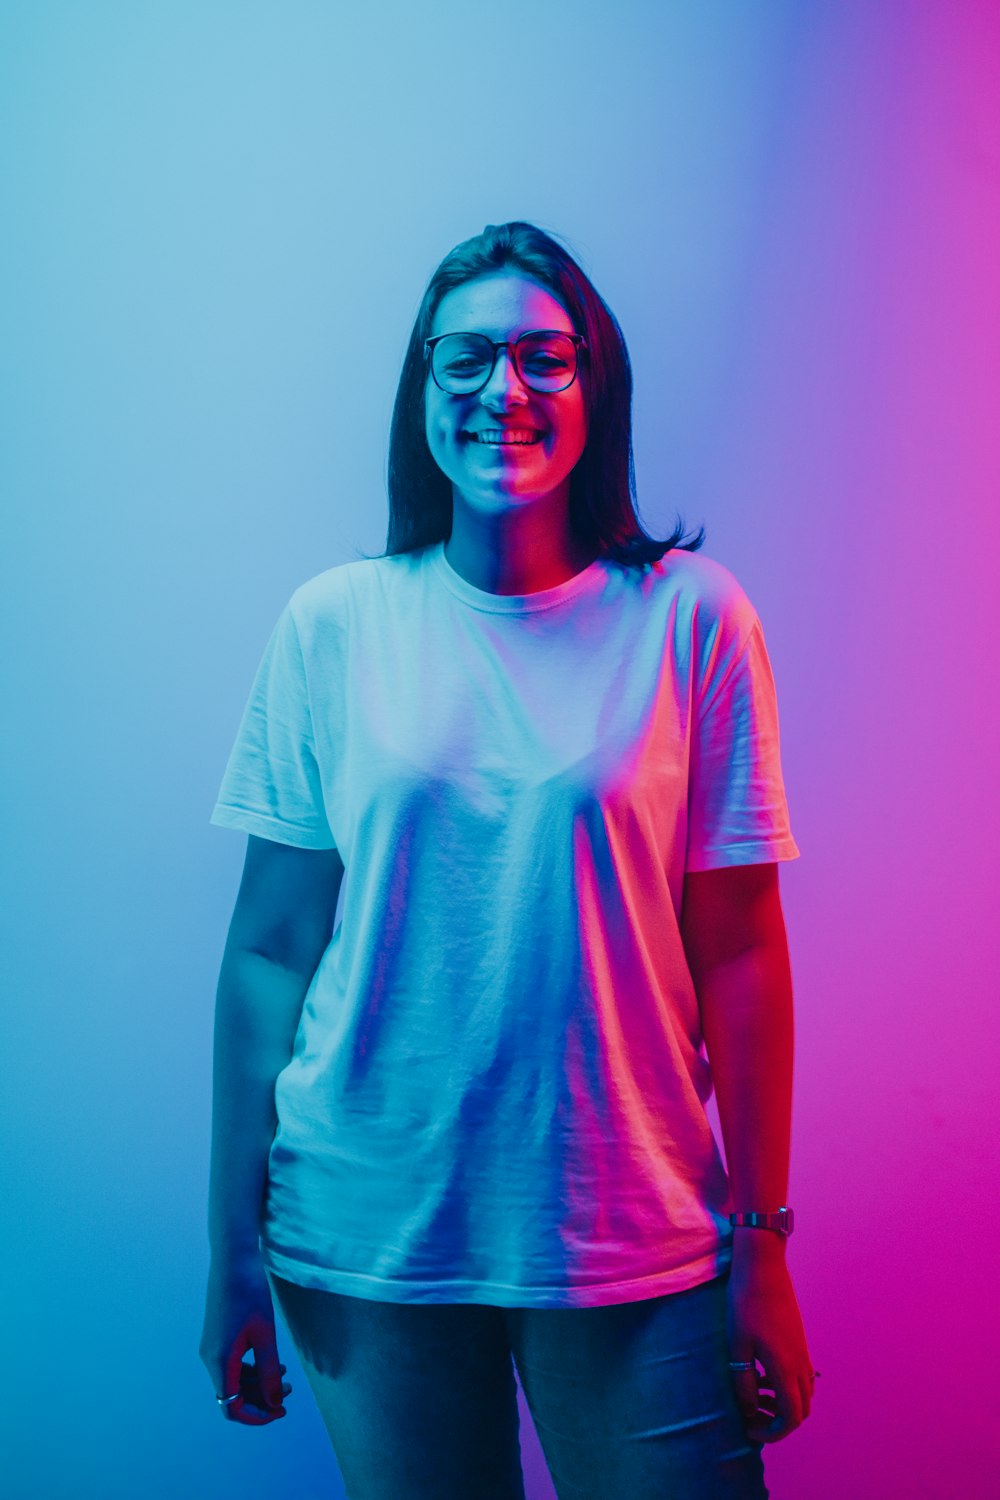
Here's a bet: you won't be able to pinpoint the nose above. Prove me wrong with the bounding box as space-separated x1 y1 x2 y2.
479 347 529 406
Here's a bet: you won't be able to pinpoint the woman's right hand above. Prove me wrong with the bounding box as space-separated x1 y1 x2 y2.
199 1248 293 1426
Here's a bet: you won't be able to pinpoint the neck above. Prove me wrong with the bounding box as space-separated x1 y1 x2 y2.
444 493 598 596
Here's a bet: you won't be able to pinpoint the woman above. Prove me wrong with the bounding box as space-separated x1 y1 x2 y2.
200 220 816 1499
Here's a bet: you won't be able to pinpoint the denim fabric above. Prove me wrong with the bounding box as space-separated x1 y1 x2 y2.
269 1268 768 1500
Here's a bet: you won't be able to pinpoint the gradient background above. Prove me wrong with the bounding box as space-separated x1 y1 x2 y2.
2 2 998 1497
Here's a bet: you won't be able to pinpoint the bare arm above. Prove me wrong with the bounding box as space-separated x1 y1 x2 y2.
207 834 345 1259
680 861 793 1265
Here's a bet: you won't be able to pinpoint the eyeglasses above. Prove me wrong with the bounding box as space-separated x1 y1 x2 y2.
424 329 587 395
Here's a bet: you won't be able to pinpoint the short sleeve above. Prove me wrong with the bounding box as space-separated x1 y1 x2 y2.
209 601 336 850
686 614 800 871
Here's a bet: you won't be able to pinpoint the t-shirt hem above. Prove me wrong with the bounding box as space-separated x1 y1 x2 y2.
261 1242 734 1308
209 803 337 850
686 836 800 872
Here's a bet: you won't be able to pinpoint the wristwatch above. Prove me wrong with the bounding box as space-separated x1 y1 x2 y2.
729 1207 794 1238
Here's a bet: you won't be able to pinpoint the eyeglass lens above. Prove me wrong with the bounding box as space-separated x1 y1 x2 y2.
432 333 578 393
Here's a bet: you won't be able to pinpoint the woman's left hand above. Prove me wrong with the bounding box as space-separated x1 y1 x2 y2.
725 1240 816 1444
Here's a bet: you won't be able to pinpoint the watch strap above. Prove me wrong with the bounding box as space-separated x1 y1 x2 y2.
729 1207 794 1237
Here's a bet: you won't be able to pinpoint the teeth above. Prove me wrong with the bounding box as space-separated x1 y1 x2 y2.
471 430 540 444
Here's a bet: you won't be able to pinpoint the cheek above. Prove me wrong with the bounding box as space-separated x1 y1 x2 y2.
567 403 588 453
561 382 586 434
426 398 457 445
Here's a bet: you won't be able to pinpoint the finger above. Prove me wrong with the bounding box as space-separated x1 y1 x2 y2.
223 1324 253 1407
233 1363 288 1426
232 1398 273 1426
733 1382 762 1427
253 1334 287 1410
750 1373 800 1444
728 1357 760 1422
222 1321 286 1427
750 1393 779 1414
777 1371 803 1432
744 1396 788 1445
239 1360 287 1418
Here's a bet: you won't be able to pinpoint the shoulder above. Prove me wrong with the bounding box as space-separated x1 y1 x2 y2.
657 547 754 612
284 550 427 654
287 557 368 618
289 548 431 622
649 548 760 651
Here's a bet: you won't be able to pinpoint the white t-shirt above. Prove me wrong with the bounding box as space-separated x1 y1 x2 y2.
210 539 800 1307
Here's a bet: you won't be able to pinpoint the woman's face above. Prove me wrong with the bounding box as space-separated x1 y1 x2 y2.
424 272 588 516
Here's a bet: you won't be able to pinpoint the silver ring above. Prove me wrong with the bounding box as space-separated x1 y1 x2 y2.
215 1392 240 1406
728 1360 755 1371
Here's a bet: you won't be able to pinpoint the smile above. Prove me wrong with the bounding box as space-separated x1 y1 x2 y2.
464 430 544 445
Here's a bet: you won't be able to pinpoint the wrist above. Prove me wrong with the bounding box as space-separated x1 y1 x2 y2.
209 1226 263 1263
730 1225 788 1259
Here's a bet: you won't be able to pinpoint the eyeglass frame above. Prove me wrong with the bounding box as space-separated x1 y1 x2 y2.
423 329 588 395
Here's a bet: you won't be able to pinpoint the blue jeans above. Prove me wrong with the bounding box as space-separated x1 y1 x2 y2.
269 1267 768 1500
